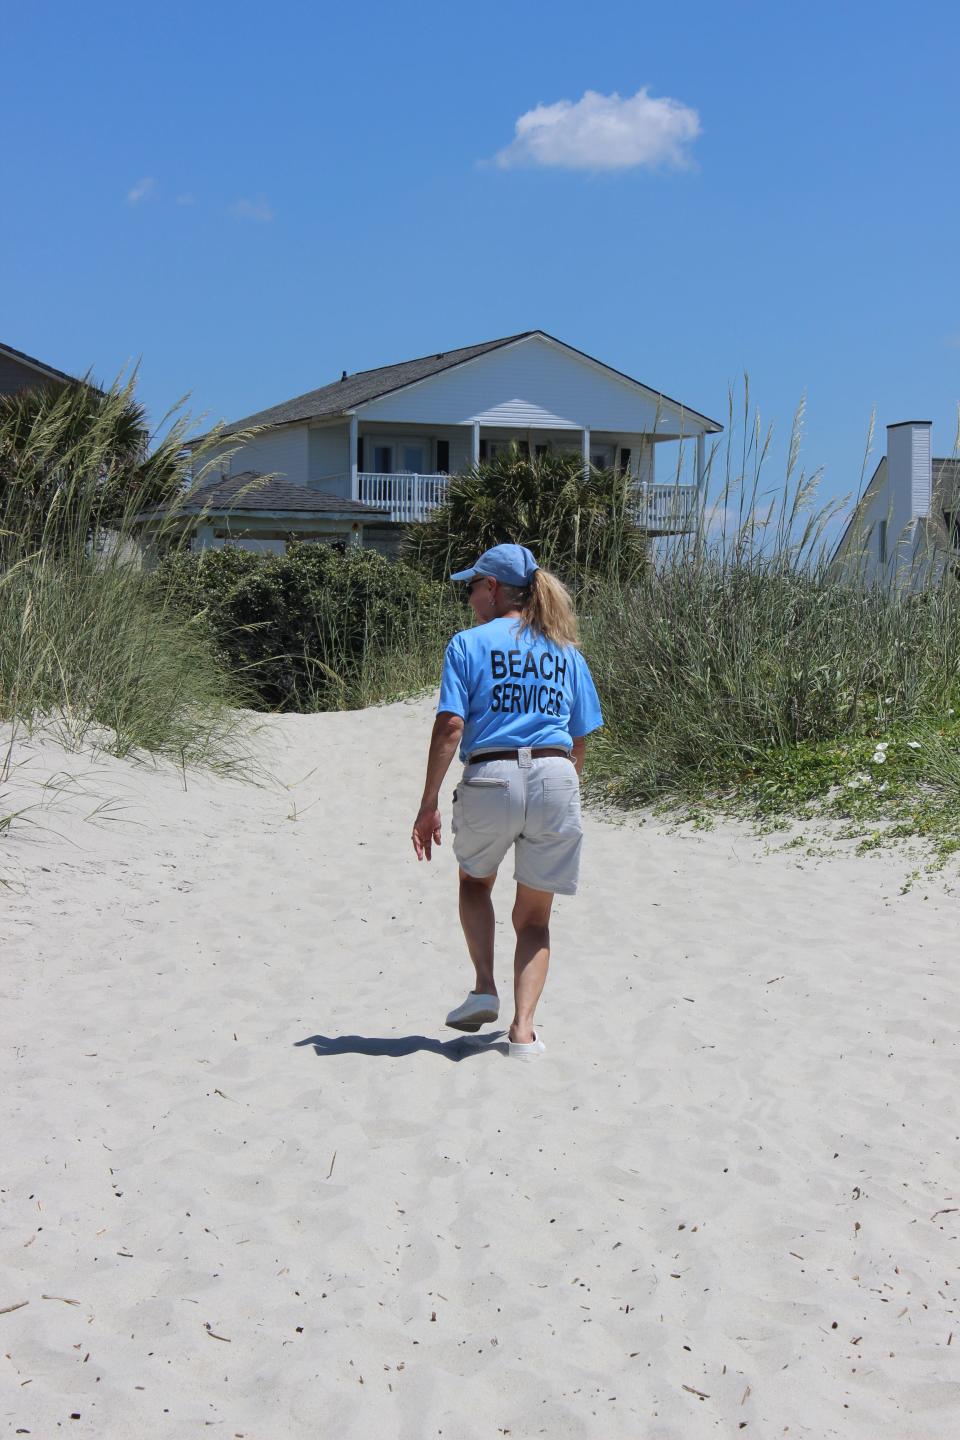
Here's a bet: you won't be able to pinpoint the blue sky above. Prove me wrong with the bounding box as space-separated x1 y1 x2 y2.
4 0 959 520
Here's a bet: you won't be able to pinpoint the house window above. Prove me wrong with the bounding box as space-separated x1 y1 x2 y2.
480 439 525 462
373 444 393 474
436 440 450 473
535 444 549 460
357 437 364 471
590 445 615 470
945 510 960 549
878 518 888 565
619 447 632 474
400 444 425 473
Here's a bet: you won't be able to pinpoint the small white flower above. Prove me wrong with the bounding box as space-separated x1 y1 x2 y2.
883 696 894 704
949 708 956 716
876 741 889 750
846 779 861 789
907 740 921 750
877 781 889 792
872 751 887 764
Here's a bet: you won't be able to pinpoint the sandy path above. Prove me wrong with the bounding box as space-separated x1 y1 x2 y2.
1 699 957 1438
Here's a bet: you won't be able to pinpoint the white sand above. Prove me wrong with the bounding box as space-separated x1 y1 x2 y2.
1 698 958 1439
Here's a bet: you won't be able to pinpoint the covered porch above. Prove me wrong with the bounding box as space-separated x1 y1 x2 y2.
311 416 708 534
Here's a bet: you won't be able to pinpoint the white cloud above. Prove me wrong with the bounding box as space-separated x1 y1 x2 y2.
493 87 701 172
230 195 275 223
127 176 156 205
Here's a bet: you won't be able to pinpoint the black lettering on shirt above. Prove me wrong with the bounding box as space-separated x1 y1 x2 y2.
482 645 575 726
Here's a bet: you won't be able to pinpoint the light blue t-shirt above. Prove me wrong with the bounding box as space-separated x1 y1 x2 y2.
437 616 604 760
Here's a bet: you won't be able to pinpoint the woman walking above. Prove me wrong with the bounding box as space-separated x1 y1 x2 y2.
411 543 603 1059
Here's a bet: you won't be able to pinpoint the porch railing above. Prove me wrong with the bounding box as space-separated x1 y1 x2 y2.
353 472 700 533
633 483 700 533
358 472 449 523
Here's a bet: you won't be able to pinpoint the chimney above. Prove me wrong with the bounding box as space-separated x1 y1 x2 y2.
887 420 932 522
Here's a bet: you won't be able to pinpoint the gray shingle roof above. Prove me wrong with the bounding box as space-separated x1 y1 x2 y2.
161 472 384 516
214 330 724 437
0 341 95 390
220 333 532 435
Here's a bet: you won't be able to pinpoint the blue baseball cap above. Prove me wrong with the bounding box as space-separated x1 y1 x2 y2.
450 543 539 587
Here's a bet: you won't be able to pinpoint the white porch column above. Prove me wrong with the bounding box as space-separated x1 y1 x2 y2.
696 433 706 488
348 413 359 500
471 420 480 467
582 426 591 476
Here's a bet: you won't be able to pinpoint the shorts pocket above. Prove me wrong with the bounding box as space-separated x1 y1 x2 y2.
460 776 510 834
540 774 582 836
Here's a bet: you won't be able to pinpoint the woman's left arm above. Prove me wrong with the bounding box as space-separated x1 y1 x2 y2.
571 735 587 776
412 711 464 861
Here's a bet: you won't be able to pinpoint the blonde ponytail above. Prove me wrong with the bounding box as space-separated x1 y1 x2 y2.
504 568 579 647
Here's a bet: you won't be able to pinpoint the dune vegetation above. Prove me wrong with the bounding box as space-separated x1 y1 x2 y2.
3 375 958 864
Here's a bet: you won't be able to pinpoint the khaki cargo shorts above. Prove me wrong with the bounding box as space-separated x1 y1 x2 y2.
451 755 583 896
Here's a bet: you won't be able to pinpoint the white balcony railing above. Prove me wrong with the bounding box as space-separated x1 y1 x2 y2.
633 483 700 533
354 472 700 533
358 472 449 523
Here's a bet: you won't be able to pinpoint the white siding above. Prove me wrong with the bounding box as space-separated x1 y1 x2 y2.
833 440 942 590
225 425 310 483
357 334 713 436
910 425 932 518
190 443 231 484
840 458 890 582
309 423 350 491
637 439 655 485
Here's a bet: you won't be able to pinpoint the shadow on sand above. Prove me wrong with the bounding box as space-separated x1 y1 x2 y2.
295 1031 508 1062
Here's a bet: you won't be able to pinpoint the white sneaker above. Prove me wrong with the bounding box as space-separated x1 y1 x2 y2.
508 1031 546 1061
445 992 500 1032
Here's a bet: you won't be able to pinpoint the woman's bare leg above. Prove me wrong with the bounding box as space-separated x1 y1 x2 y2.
458 869 498 997
510 883 555 1044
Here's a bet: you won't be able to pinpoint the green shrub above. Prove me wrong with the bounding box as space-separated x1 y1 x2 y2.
404 448 649 586
154 542 462 711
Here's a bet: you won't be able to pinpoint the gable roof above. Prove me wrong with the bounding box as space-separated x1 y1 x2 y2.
0 340 86 389
217 330 723 436
220 334 530 435
142 472 384 520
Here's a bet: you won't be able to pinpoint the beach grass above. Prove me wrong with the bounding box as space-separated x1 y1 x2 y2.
0 378 256 770
4 371 958 867
580 392 960 865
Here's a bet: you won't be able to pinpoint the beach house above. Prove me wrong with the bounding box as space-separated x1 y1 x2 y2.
830 421 960 587
188 330 722 554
